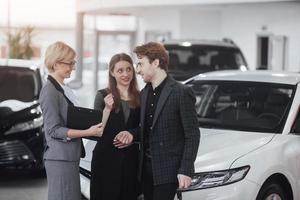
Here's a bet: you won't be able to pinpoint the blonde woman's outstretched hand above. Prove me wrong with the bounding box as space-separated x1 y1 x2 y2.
87 122 103 137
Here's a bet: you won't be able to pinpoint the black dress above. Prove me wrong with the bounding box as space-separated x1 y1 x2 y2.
90 90 140 200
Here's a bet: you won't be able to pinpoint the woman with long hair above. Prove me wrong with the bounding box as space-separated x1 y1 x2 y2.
90 53 140 200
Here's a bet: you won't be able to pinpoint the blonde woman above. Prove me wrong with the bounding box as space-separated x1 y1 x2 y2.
39 41 102 200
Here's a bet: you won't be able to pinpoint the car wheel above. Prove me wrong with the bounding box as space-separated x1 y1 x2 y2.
256 182 287 200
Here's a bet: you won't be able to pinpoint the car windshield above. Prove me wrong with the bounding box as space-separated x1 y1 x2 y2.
0 66 39 102
189 80 294 133
165 45 247 81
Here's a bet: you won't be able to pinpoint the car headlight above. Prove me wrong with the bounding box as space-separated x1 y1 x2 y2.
4 106 43 135
183 165 250 191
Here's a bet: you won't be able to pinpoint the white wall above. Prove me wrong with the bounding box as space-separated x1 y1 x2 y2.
113 1 300 71
178 2 300 71
134 8 181 44
223 2 300 71
76 0 295 12
34 28 75 57
0 0 76 28
180 9 222 40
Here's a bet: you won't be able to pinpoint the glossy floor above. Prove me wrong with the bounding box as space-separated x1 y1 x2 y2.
0 170 47 200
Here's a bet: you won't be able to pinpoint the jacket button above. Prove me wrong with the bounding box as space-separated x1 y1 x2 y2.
159 142 163 146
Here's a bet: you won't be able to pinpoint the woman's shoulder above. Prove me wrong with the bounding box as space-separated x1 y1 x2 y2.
39 81 60 106
94 88 108 110
40 81 58 96
40 80 65 103
96 88 108 97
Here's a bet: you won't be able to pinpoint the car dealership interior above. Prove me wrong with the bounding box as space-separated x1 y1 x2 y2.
1 0 300 200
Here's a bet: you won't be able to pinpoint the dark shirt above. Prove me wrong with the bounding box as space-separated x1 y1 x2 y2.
144 77 168 159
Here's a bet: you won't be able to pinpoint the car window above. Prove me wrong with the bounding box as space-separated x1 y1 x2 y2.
165 45 247 81
189 80 294 133
0 67 39 102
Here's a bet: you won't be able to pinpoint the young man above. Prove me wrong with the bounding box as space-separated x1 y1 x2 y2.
114 42 200 200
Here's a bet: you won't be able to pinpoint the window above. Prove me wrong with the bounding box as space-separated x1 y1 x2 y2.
190 80 294 133
0 67 38 102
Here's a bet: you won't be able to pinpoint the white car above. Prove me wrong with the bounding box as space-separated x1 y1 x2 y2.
80 70 300 200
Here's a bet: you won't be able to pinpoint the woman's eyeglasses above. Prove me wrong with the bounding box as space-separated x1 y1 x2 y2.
58 60 77 66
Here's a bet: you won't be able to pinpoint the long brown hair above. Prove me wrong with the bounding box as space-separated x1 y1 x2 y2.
107 53 140 109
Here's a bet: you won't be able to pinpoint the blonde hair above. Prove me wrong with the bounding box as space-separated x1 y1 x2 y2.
44 41 76 72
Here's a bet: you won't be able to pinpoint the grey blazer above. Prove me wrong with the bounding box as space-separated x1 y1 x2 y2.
39 80 81 161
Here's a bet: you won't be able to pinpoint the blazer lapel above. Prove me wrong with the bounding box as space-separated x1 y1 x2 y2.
152 77 175 127
47 75 74 106
140 85 149 130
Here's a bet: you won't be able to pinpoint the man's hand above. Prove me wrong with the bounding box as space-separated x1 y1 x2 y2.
113 131 133 148
177 174 192 189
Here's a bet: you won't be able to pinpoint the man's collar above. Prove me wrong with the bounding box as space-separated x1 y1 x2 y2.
151 75 168 90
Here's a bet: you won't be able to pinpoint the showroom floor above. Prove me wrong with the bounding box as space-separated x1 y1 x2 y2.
0 170 47 200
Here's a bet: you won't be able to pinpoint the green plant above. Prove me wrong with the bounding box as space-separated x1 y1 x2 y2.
7 26 35 59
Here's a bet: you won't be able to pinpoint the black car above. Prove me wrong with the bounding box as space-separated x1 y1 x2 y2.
0 60 45 171
164 39 248 81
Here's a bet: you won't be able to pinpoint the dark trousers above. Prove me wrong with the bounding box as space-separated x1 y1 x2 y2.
142 157 177 200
